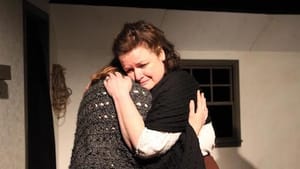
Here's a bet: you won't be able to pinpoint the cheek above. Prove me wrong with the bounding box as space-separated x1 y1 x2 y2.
142 68 152 78
151 64 165 82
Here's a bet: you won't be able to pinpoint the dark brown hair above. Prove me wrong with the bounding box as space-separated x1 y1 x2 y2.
112 20 181 72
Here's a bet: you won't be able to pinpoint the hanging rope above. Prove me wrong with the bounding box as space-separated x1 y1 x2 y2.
51 64 72 119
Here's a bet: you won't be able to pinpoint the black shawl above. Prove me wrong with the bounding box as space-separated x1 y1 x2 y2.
139 70 206 169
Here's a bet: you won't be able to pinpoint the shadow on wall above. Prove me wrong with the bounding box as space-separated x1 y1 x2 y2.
216 149 257 169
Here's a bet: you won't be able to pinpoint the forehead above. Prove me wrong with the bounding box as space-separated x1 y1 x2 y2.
120 46 154 65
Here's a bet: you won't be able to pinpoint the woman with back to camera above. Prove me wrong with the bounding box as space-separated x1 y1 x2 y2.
69 64 152 169
104 20 218 169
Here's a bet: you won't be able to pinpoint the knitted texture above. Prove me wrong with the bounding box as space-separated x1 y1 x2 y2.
69 80 152 169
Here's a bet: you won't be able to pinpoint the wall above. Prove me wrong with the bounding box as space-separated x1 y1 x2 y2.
181 51 300 169
50 4 300 169
0 0 25 168
0 0 50 168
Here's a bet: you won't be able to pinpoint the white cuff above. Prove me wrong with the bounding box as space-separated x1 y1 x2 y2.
135 128 181 158
198 122 216 156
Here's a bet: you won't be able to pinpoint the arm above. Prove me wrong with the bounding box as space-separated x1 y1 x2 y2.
189 90 216 156
104 72 184 156
105 71 210 157
136 90 210 158
104 72 145 150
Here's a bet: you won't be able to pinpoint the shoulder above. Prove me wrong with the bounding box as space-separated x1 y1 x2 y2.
130 82 152 103
84 79 105 94
130 82 152 119
80 80 110 106
169 70 197 83
153 70 198 92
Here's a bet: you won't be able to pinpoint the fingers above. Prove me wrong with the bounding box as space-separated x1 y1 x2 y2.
188 90 209 135
104 72 132 96
188 99 196 124
105 75 110 81
104 72 122 83
197 91 206 111
105 72 121 79
197 90 201 110
188 99 198 134
203 92 208 120
199 91 208 122
189 99 195 114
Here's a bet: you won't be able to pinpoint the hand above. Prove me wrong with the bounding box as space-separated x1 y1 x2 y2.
188 90 208 135
103 72 132 98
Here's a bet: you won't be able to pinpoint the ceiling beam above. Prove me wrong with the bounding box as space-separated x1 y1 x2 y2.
49 0 300 14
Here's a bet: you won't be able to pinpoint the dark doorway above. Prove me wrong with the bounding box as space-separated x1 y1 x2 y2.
23 1 56 169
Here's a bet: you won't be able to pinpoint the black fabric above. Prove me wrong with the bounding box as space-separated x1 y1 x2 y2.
140 70 206 169
146 70 200 132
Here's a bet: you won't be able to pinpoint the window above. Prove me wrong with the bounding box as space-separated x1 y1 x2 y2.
181 60 241 147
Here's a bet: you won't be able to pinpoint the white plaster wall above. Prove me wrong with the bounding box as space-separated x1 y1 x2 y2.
50 4 300 169
181 51 300 169
0 0 25 168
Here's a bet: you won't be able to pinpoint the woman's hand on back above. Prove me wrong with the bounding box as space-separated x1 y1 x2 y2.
188 90 208 135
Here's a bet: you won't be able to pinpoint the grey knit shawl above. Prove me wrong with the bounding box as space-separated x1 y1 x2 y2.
69 80 152 169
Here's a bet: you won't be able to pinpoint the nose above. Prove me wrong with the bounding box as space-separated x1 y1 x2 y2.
134 68 143 81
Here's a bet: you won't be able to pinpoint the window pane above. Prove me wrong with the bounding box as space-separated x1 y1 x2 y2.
209 105 233 137
181 60 240 147
213 86 231 101
192 68 210 84
212 69 230 84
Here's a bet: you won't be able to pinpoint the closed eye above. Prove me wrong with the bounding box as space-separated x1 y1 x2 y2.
125 68 133 74
138 63 147 68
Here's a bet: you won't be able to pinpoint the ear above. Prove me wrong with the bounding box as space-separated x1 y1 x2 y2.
158 48 166 61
